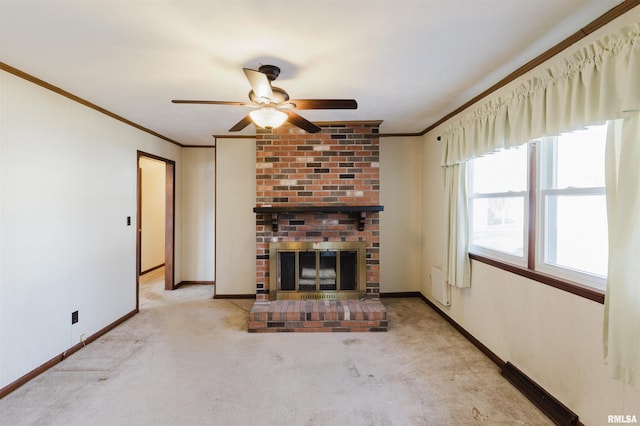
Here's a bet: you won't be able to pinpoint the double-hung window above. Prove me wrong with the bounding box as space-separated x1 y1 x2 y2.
467 123 608 292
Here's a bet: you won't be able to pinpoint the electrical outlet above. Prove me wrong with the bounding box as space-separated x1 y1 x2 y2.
71 311 78 324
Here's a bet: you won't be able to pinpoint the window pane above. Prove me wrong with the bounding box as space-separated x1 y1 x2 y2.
543 124 607 189
544 194 608 277
471 145 528 193
470 197 525 256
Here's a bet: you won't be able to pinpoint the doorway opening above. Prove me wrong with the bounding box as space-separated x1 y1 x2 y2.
136 151 176 310
139 156 166 276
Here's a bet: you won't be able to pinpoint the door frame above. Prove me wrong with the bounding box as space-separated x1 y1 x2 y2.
137 151 176 309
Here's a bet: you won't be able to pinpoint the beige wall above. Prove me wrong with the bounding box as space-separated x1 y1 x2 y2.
419 8 640 424
214 138 256 296
380 136 424 293
181 148 215 282
139 157 165 272
0 69 183 389
420 135 445 295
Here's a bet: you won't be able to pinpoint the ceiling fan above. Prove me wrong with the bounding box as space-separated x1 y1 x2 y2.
172 65 357 133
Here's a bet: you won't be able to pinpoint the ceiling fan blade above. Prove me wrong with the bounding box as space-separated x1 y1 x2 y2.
229 115 253 132
285 110 321 133
289 99 358 110
243 68 274 102
172 100 247 106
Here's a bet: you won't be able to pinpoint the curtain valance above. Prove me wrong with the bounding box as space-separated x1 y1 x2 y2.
441 23 640 166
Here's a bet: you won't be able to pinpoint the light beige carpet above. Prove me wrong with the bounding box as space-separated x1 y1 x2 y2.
0 270 551 425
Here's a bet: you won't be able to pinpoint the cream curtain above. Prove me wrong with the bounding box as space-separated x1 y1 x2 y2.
604 113 640 388
441 23 640 166
442 163 471 288
439 22 640 385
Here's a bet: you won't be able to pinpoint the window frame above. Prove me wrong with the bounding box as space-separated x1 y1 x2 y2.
467 133 607 304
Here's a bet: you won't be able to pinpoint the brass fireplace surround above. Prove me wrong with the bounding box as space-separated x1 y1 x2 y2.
269 241 366 300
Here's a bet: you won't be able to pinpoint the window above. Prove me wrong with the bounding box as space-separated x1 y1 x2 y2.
468 124 608 291
468 144 528 264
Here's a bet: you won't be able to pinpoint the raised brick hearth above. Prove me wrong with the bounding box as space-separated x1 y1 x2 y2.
249 300 387 332
249 121 387 332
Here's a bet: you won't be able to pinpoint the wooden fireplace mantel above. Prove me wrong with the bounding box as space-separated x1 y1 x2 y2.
253 205 384 232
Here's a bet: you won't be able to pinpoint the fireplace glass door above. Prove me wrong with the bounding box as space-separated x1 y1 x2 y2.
270 242 365 300
295 250 340 291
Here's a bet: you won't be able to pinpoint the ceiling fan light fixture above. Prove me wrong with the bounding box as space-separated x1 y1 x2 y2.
250 107 288 130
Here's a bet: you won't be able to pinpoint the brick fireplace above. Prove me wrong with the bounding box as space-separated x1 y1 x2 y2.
248 121 388 332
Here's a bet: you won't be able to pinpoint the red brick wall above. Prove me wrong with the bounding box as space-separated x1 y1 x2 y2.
255 122 381 301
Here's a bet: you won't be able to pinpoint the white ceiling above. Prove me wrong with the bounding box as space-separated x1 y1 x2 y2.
0 0 625 145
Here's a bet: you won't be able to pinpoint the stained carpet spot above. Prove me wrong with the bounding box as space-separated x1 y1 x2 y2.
346 360 361 378
472 406 488 421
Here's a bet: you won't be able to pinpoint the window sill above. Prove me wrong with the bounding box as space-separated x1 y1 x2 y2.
468 253 605 304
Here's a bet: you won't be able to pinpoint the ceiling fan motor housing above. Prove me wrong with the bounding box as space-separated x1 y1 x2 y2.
258 65 281 81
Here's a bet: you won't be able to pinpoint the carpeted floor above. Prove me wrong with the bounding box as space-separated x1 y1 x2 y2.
0 269 551 425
